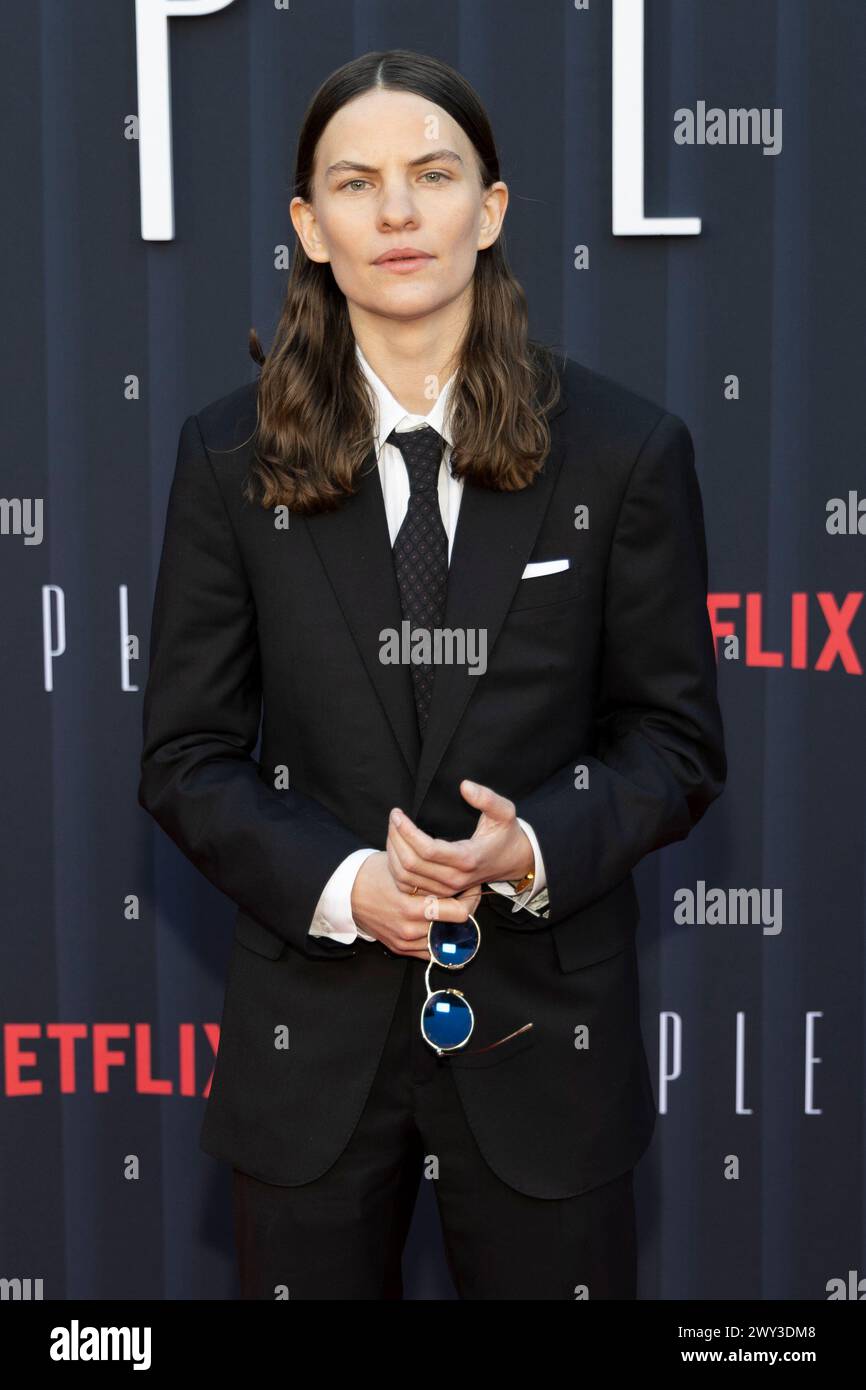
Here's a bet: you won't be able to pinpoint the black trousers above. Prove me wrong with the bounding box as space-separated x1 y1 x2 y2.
232 952 637 1300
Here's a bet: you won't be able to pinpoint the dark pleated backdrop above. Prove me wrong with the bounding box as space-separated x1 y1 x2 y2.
0 0 863 1300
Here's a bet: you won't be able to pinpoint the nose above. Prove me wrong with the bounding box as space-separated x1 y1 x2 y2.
376 180 419 230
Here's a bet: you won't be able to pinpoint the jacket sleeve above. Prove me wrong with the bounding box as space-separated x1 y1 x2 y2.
514 411 727 924
138 412 370 958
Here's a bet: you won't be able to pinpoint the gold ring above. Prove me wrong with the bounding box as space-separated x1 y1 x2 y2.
410 885 420 896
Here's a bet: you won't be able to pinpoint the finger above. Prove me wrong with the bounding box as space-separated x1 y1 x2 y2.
387 900 475 958
386 842 460 898
384 838 435 892
386 833 451 891
384 827 445 891
388 920 432 956
386 826 469 896
428 895 477 923
388 825 477 886
379 929 431 961
389 809 474 869
392 898 474 948
460 779 515 822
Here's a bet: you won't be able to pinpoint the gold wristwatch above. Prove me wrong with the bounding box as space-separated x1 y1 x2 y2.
509 869 535 894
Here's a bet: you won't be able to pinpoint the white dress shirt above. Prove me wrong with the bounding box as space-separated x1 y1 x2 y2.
308 342 550 944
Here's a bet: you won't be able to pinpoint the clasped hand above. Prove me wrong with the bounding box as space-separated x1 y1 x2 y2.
349 779 534 960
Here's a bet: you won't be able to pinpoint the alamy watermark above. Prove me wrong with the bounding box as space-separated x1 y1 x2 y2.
675 102 782 156
379 622 487 676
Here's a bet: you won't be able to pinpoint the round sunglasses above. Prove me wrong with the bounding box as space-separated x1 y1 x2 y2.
419 909 534 1056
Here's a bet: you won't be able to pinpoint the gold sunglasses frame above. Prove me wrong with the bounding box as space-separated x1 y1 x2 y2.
419 908 534 1057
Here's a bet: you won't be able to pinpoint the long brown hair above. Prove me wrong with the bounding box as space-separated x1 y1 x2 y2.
245 49 563 514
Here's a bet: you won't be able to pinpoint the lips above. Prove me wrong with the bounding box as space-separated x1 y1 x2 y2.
373 248 433 264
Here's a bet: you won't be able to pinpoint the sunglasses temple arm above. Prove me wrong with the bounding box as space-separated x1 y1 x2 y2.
462 1021 534 1056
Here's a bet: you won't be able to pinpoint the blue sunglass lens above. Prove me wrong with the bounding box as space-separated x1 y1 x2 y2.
429 917 478 967
422 991 473 1051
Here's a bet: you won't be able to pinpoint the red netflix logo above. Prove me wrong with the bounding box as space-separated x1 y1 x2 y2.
708 593 863 673
3 1024 220 1097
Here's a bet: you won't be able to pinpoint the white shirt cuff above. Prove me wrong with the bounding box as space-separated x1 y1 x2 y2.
487 818 550 918
308 848 379 944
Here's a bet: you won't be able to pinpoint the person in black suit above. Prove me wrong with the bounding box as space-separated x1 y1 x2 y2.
139 50 726 1300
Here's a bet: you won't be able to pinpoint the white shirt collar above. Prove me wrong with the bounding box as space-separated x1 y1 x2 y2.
355 342 456 461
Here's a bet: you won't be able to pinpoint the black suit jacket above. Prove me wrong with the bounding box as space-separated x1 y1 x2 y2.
138 355 726 1199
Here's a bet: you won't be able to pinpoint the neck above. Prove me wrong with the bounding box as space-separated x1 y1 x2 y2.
349 293 469 414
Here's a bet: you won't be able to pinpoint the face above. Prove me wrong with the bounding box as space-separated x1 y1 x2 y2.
290 88 507 326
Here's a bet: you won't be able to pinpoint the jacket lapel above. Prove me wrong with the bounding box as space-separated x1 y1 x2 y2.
301 452 422 777
300 392 569 815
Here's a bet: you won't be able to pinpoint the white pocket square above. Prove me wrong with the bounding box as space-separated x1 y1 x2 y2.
521 558 570 579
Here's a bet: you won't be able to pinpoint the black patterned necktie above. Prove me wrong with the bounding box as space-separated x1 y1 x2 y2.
387 424 449 737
